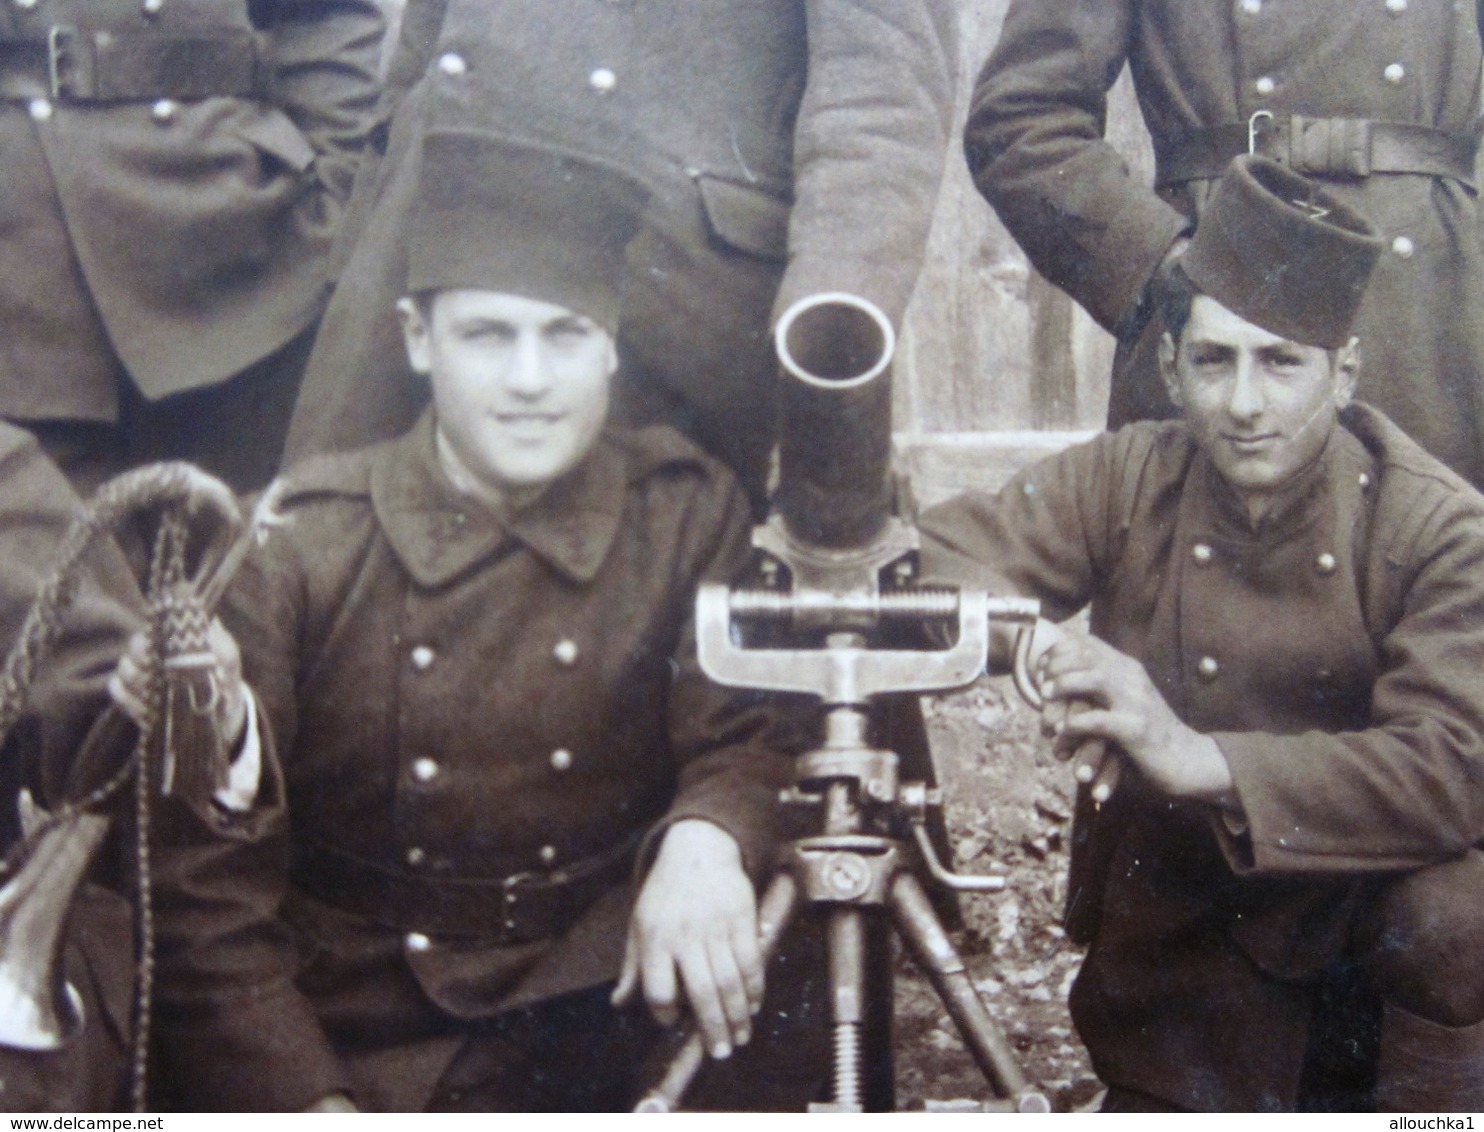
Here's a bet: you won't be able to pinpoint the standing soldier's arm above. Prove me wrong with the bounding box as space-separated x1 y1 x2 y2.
778 0 958 327
251 0 386 204
964 0 1187 335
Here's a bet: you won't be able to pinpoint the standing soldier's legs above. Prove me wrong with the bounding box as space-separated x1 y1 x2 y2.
121 325 317 494
616 189 786 513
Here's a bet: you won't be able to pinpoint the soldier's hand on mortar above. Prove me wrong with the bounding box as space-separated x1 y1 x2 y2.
613 818 762 1061
109 619 250 748
1035 632 1236 806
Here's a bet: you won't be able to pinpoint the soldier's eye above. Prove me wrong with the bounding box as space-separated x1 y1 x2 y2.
547 319 594 342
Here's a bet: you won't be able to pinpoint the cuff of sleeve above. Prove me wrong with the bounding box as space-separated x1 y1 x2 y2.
215 691 261 813
1098 198 1192 336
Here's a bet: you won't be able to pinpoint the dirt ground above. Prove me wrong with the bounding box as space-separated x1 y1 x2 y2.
893 676 1103 1112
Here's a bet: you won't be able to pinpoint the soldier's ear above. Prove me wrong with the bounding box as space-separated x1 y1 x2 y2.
1331 337 1360 409
602 331 619 379
397 296 434 376
1158 331 1184 409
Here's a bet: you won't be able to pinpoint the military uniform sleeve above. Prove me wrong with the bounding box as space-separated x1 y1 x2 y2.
776 0 958 327
1216 485 1484 875
964 0 1188 333
0 430 144 816
153 523 351 1112
917 429 1141 622
651 472 811 883
252 0 386 202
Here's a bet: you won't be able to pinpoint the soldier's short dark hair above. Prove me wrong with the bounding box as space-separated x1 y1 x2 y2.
1156 262 1199 344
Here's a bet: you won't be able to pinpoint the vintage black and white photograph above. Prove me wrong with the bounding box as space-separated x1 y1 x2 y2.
1 0 1482 1115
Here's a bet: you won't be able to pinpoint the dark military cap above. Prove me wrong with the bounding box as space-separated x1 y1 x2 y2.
407 131 650 333
1181 155 1383 348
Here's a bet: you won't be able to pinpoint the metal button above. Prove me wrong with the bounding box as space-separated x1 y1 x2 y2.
141 0 164 13
539 844 558 865
553 638 579 667
1197 656 1220 681
1358 472 1372 490
412 757 439 783
27 98 52 122
1191 543 1214 566
151 99 177 124
588 67 617 94
1316 552 1337 575
1315 667 1334 682
1391 235 1415 259
1383 62 1406 84
1254 76 1276 96
1240 0 1261 12
437 52 467 77
550 748 573 772
405 931 431 952
406 846 426 866
410 645 435 671
1385 0 1407 10
14 0 38 11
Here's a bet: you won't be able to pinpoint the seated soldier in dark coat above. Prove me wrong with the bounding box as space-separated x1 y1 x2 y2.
152 131 811 1112
920 156 1484 1112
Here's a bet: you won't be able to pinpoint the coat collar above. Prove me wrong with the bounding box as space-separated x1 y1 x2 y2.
370 412 628 587
1180 419 1374 546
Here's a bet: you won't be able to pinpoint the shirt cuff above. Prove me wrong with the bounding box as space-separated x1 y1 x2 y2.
214 690 261 813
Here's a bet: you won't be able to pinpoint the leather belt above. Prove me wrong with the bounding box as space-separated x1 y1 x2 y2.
1156 116 1477 190
0 27 261 103
292 831 644 942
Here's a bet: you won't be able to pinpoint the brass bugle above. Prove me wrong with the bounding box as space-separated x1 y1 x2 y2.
0 797 110 1051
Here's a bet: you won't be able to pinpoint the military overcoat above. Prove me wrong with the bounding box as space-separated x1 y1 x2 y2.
155 415 807 1111
920 405 1484 1110
967 0 1484 487
282 0 958 499
0 0 382 422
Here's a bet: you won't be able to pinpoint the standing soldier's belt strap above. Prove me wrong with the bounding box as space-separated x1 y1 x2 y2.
1156 117 1477 190
0 27 262 103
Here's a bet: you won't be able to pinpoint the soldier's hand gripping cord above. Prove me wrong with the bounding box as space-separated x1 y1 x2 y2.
1035 631 1238 808
109 619 260 812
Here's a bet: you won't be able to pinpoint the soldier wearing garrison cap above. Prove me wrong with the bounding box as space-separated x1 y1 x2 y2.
967 0 1484 492
0 0 383 494
152 131 812 1112
919 156 1484 1111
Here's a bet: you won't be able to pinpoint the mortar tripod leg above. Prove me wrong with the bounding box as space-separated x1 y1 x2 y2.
890 872 1051 1112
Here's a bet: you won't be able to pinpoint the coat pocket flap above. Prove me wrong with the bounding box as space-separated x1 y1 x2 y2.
235 109 317 175
696 174 790 261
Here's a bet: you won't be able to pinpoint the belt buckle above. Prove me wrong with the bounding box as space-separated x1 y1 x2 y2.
1247 109 1276 156
46 25 92 101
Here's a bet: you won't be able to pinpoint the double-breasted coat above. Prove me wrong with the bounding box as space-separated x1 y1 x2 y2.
0 0 382 484
281 0 958 502
967 0 1484 488
920 406 1484 1110
155 415 807 1111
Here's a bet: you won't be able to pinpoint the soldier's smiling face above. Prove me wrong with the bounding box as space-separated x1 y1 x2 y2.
399 289 616 509
1160 296 1358 523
